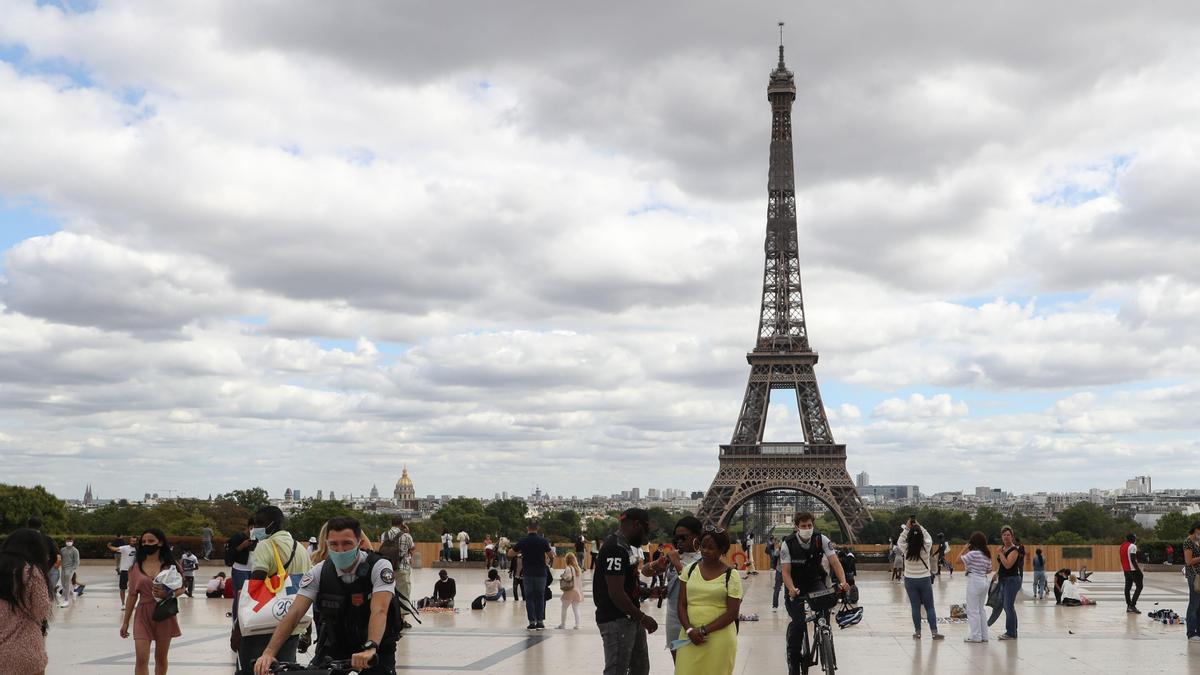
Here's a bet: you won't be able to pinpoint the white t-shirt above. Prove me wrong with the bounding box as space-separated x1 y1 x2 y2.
442 533 452 546
297 551 395 602
206 577 224 593
457 531 469 545
1063 579 1082 602
117 545 137 572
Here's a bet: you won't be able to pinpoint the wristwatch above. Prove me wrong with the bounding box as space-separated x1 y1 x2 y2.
361 640 378 651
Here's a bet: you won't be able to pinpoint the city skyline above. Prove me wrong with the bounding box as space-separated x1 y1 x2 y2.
2 3 1200 501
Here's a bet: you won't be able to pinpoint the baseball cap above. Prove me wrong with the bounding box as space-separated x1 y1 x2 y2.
619 508 650 524
309 537 317 543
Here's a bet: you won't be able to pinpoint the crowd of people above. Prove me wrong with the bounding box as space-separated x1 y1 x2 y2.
5 513 1200 674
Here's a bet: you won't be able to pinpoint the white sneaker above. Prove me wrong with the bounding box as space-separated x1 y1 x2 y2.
1189 636 1200 643
58 601 70 608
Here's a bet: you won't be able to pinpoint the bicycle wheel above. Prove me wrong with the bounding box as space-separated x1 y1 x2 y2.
819 626 837 674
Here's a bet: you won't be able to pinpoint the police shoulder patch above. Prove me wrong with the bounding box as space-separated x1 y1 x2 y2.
299 572 314 588
380 567 395 584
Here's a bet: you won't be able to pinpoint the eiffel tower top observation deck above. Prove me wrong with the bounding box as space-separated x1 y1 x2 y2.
696 28 871 539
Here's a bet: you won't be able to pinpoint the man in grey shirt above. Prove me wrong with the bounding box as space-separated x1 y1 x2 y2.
59 539 80 607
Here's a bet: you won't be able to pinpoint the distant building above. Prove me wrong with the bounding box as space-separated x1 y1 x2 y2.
316 489 323 500
393 466 418 510
857 485 920 501
370 484 380 500
855 472 870 488
631 487 641 501
1126 476 1152 495
691 491 706 500
647 488 660 499
284 488 293 502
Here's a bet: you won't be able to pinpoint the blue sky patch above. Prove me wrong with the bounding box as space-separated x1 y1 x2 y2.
0 196 62 255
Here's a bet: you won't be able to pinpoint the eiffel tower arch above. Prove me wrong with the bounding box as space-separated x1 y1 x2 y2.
697 32 871 542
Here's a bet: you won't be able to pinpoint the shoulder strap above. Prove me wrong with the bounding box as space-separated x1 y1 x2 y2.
282 540 297 570
685 561 700 581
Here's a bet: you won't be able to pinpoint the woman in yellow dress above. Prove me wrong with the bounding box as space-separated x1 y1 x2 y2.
675 528 743 675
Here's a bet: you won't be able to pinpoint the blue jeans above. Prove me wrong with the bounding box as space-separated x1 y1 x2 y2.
485 588 507 601
1000 575 1020 636
1187 578 1200 638
1032 570 1048 598
903 576 938 634
524 574 547 624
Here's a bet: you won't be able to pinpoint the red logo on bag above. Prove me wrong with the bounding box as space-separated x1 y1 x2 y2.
351 593 365 607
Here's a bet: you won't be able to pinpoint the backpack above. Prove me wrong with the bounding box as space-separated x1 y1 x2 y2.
223 539 236 567
379 529 403 569
471 595 487 610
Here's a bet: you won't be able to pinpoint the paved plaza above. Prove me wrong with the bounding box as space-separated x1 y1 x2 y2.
46 564 1199 674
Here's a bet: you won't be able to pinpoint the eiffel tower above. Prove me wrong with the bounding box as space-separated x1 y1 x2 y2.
696 30 871 541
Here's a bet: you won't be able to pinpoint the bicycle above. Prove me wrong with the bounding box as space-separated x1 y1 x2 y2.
787 588 840 675
269 656 377 674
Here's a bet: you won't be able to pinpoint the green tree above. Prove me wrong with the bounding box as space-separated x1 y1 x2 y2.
586 516 619 542
0 484 68 534
971 507 1008 543
286 500 365 540
484 499 529 538
1046 530 1084 545
541 510 582 541
1055 502 1114 542
1155 512 1192 542
216 488 271 513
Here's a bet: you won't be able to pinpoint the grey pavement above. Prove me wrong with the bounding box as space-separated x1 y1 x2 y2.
45 566 1200 673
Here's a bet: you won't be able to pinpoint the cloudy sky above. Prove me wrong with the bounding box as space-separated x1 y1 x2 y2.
2 1 1199 504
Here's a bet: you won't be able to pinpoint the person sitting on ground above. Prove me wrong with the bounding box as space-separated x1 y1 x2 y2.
430 570 456 608
1060 574 1097 606
1053 568 1071 604
206 572 227 599
484 568 507 601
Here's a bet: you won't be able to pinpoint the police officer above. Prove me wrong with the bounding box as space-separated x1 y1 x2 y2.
254 516 401 675
781 512 850 675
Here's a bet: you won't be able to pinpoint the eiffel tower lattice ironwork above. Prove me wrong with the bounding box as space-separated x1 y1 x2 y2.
696 32 871 541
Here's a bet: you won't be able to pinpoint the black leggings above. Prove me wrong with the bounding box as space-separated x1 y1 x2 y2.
513 577 523 601
1124 570 1144 607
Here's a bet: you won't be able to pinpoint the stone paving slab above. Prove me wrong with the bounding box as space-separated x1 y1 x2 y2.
45 567 1200 674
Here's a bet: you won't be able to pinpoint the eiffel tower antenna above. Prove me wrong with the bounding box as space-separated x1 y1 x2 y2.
696 28 872 542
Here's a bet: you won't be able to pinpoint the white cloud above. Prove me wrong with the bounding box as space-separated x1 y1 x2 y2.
0 1 1199 500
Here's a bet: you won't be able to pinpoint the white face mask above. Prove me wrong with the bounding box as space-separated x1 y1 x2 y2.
797 527 814 540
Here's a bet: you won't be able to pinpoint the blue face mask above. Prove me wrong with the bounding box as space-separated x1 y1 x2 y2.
250 528 268 541
328 548 359 571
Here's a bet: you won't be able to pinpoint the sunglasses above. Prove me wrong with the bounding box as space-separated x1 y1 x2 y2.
703 525 726 534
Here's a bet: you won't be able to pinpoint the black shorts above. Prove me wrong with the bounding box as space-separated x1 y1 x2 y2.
119 570 129 590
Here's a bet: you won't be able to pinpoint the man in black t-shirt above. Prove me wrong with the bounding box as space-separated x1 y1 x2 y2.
514 522 553 630
595 508 657 675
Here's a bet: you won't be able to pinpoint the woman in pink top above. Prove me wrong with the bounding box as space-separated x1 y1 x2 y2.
958 531 992 643
0 528 53 674
120 528 185 675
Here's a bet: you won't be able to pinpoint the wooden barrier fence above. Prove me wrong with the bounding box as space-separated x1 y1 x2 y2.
399 541 1136 572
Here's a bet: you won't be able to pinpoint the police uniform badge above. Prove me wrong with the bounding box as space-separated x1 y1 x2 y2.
299 572 314 589
381 568 395 585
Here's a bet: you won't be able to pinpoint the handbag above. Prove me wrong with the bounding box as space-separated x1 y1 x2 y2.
559 568 575 592
237 540 311 637
986 575 1003 609
152 596 178 621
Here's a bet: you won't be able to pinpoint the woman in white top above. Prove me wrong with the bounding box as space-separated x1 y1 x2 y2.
556 552 583 629
958 531 993 642
484 568 507 601
897 517 943 640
